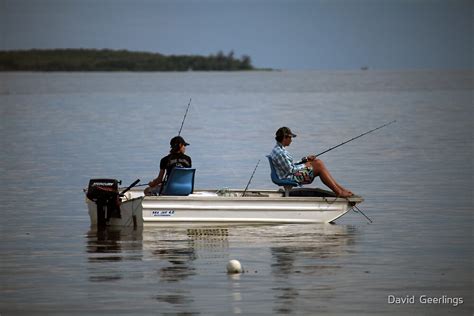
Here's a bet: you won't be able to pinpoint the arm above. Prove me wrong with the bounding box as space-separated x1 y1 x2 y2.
148 169 165 187
296 155 316 164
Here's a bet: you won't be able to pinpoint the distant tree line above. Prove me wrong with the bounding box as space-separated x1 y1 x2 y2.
0 49 256 71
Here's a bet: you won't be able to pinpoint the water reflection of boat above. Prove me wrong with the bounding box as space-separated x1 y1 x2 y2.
85 227 143 282
264 224 356 314
85 224 356 313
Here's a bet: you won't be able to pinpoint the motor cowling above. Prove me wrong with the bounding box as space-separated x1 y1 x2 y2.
87 179 122 227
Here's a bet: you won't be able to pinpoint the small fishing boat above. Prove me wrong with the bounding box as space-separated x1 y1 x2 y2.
84 174 363 227
83 120 398 227
84 104 394 228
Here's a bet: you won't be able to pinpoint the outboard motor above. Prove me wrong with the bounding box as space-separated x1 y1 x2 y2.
86 178 122 228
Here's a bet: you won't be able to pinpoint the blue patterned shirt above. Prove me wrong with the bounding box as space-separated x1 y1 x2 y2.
270 142 305 179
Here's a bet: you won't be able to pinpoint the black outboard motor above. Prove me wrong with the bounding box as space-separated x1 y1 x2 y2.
87 179 122 228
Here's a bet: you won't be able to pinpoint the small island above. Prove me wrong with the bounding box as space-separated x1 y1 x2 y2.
0 49 256 71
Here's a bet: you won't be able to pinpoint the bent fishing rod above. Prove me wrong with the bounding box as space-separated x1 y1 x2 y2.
315 120 396 157
178 98 192 136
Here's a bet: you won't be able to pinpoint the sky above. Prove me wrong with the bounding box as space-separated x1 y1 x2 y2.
1 0 472 70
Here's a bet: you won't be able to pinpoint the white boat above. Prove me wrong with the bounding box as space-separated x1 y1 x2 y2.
85 185 363 227
85 164 363 227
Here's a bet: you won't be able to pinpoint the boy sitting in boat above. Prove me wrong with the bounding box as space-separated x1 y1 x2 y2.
270 127 353 198
144 136 192 195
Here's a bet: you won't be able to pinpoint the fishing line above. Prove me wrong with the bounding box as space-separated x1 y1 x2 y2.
352 204 373 223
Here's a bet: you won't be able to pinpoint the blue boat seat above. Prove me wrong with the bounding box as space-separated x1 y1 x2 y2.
160 168 196 196
266 155 299 197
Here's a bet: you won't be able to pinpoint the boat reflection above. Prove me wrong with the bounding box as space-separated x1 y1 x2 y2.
145 224 356 314
270 225 357 276
85 224 356 314
268 225 357 314
144 227 230 310
85 226 143 282
146 227 230 283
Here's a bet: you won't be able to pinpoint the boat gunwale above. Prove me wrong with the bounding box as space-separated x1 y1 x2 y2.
139 195 363 203
123 188 363 203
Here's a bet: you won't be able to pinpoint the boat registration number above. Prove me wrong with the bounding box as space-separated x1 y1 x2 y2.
152 210 175 216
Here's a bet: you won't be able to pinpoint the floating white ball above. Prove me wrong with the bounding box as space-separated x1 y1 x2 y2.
227 259 242 274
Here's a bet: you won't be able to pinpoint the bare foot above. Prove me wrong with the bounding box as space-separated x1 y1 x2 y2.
335 183 352 196
336 189 353 198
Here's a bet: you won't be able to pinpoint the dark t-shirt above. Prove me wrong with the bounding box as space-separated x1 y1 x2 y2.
160 152 192 181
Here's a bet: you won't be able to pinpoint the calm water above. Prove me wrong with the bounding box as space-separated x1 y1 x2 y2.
0 70 472 315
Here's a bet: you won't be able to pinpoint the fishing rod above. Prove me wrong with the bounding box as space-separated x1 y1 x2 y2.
315 120 396 157
119 179 141 196
143 98 191 191
178 98 192 136
242 159 260 197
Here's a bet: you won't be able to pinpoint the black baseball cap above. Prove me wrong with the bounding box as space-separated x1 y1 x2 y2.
170 136 190 148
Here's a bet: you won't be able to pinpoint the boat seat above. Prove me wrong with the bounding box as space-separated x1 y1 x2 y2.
266 155 299 197
160 168 196 196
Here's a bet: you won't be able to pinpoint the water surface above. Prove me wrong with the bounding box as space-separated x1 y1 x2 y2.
0 70 472 315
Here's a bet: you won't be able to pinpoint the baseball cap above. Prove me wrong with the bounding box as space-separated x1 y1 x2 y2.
276 127 297 138
170 136 190 148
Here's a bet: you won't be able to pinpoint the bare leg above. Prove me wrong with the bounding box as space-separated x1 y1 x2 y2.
310 159 353 197
334 182 352 196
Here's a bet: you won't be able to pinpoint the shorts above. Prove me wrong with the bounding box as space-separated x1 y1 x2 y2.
292 166 315 185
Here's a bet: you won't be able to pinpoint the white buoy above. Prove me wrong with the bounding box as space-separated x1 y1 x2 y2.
227 259 242 274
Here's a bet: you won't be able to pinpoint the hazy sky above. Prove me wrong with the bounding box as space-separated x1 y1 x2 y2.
1 0 472 70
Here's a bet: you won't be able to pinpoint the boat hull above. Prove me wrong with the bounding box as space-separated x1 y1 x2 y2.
86 196 144 227
142 196 353 224
86 188 363 226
